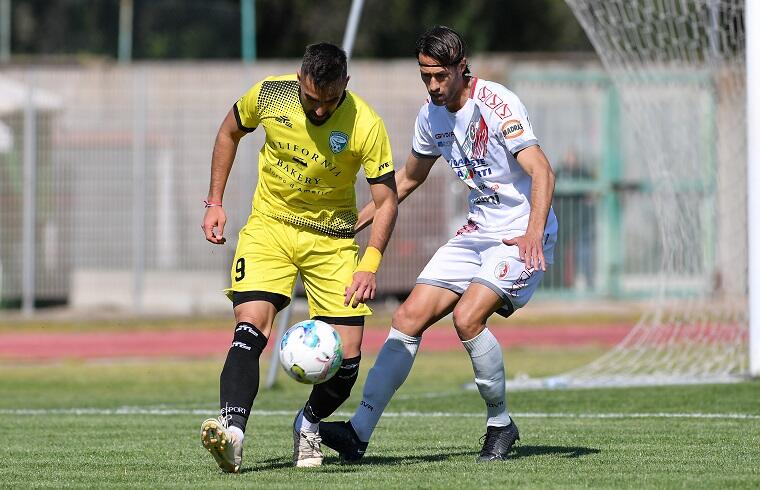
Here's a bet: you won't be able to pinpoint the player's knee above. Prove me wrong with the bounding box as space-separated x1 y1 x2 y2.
233 313 273 338
452 306 485 340
392 302 428 336
230 322 268 353
333 329 362 358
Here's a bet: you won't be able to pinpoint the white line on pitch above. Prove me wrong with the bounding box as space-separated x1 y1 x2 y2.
0 407 758 420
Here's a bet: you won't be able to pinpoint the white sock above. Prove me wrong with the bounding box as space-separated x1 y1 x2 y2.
350 327 421 442
462 328 511 427
296 410 319 433
229 425 245 443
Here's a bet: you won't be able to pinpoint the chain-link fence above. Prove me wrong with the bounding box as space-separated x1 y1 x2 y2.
0 58 714 314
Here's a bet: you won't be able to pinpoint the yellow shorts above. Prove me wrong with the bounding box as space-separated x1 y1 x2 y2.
226 211 372 319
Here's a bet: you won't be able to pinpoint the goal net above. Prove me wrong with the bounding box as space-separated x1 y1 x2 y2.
521 0 748 388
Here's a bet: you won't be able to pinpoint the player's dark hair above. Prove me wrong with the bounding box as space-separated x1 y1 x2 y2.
301 42 348 88
415 25 471 77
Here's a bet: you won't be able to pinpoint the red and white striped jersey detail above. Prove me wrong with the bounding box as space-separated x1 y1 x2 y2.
469 77 479 99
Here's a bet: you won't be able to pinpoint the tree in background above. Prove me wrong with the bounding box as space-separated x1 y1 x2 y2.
7 0 591 60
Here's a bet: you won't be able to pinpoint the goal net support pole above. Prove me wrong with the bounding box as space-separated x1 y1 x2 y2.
748 0 759 378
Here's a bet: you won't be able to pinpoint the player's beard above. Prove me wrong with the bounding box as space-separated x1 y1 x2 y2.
429 92 447 106
299 95 337 126
305 111 331 125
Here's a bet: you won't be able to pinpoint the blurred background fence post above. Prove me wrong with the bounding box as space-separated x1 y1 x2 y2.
118 0 133 64
240 0 256 62
21 71 36 315
131 68 147 313
0 0 10 64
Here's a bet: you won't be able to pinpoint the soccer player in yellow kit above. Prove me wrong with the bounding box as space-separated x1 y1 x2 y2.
199 43 398 472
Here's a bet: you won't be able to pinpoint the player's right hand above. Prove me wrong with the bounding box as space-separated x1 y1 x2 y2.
503 231 546 271
202 207 227 244
344 271 376 308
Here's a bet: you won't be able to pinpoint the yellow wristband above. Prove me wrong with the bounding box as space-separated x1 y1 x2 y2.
356 246 382 273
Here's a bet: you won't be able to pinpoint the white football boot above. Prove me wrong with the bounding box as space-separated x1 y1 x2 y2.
292 410 324 467
200 416 243 473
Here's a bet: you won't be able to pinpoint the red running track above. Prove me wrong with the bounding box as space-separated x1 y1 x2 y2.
0 325 632 361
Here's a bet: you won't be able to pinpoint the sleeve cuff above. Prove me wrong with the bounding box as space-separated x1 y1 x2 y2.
510 139 538 156
233 104 256 133
411 148 440 160
366 170 395 184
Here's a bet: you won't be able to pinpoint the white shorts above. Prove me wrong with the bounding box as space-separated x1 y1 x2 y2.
416 227 556 317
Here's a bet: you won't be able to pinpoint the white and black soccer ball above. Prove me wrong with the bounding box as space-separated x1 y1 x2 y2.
279 320 344 384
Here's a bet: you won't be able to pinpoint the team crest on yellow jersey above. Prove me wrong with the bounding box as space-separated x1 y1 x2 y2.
329 131 349 154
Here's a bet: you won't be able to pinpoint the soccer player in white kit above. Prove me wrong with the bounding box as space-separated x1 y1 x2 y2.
320 25 558 462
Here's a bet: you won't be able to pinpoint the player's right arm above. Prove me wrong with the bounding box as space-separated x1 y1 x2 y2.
202 109 248 244
202 82 262 244
355 152 437 233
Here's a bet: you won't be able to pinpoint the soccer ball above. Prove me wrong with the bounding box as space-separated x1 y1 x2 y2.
279 320 344 384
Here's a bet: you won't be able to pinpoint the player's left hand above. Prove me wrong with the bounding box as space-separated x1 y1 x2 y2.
503 232 546 271
344 271 377 308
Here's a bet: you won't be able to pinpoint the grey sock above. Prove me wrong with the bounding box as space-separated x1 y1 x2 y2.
350 327 420 442
462 328 511 427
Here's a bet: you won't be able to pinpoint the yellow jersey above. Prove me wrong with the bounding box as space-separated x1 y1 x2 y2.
234 74 394 238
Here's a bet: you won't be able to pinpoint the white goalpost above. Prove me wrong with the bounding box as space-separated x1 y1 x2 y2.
510 0 752 389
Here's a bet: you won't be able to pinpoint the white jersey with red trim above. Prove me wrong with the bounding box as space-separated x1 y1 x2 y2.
412 77 558 239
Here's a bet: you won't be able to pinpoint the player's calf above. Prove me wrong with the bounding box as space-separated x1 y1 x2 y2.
300 355 361 424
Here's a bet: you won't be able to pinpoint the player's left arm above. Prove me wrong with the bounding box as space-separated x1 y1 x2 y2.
344 178 398 307
503 145 556 271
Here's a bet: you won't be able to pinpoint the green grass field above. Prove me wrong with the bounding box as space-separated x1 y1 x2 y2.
1 345 759 489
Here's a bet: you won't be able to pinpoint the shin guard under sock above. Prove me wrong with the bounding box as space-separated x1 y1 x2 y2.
302 355 361 424
219 322 268 431
350 328 420 442
462 328 511 427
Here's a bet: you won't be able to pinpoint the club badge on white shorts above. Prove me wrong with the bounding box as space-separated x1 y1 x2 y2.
495 261 510 281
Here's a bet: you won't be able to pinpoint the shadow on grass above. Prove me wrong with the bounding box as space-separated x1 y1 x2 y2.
245 451 474 472
243 445 598 471
513 444 600 459
240 460 292 473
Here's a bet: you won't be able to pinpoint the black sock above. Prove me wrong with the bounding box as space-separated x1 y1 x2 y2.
219 322 268 431
303 355 361 423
